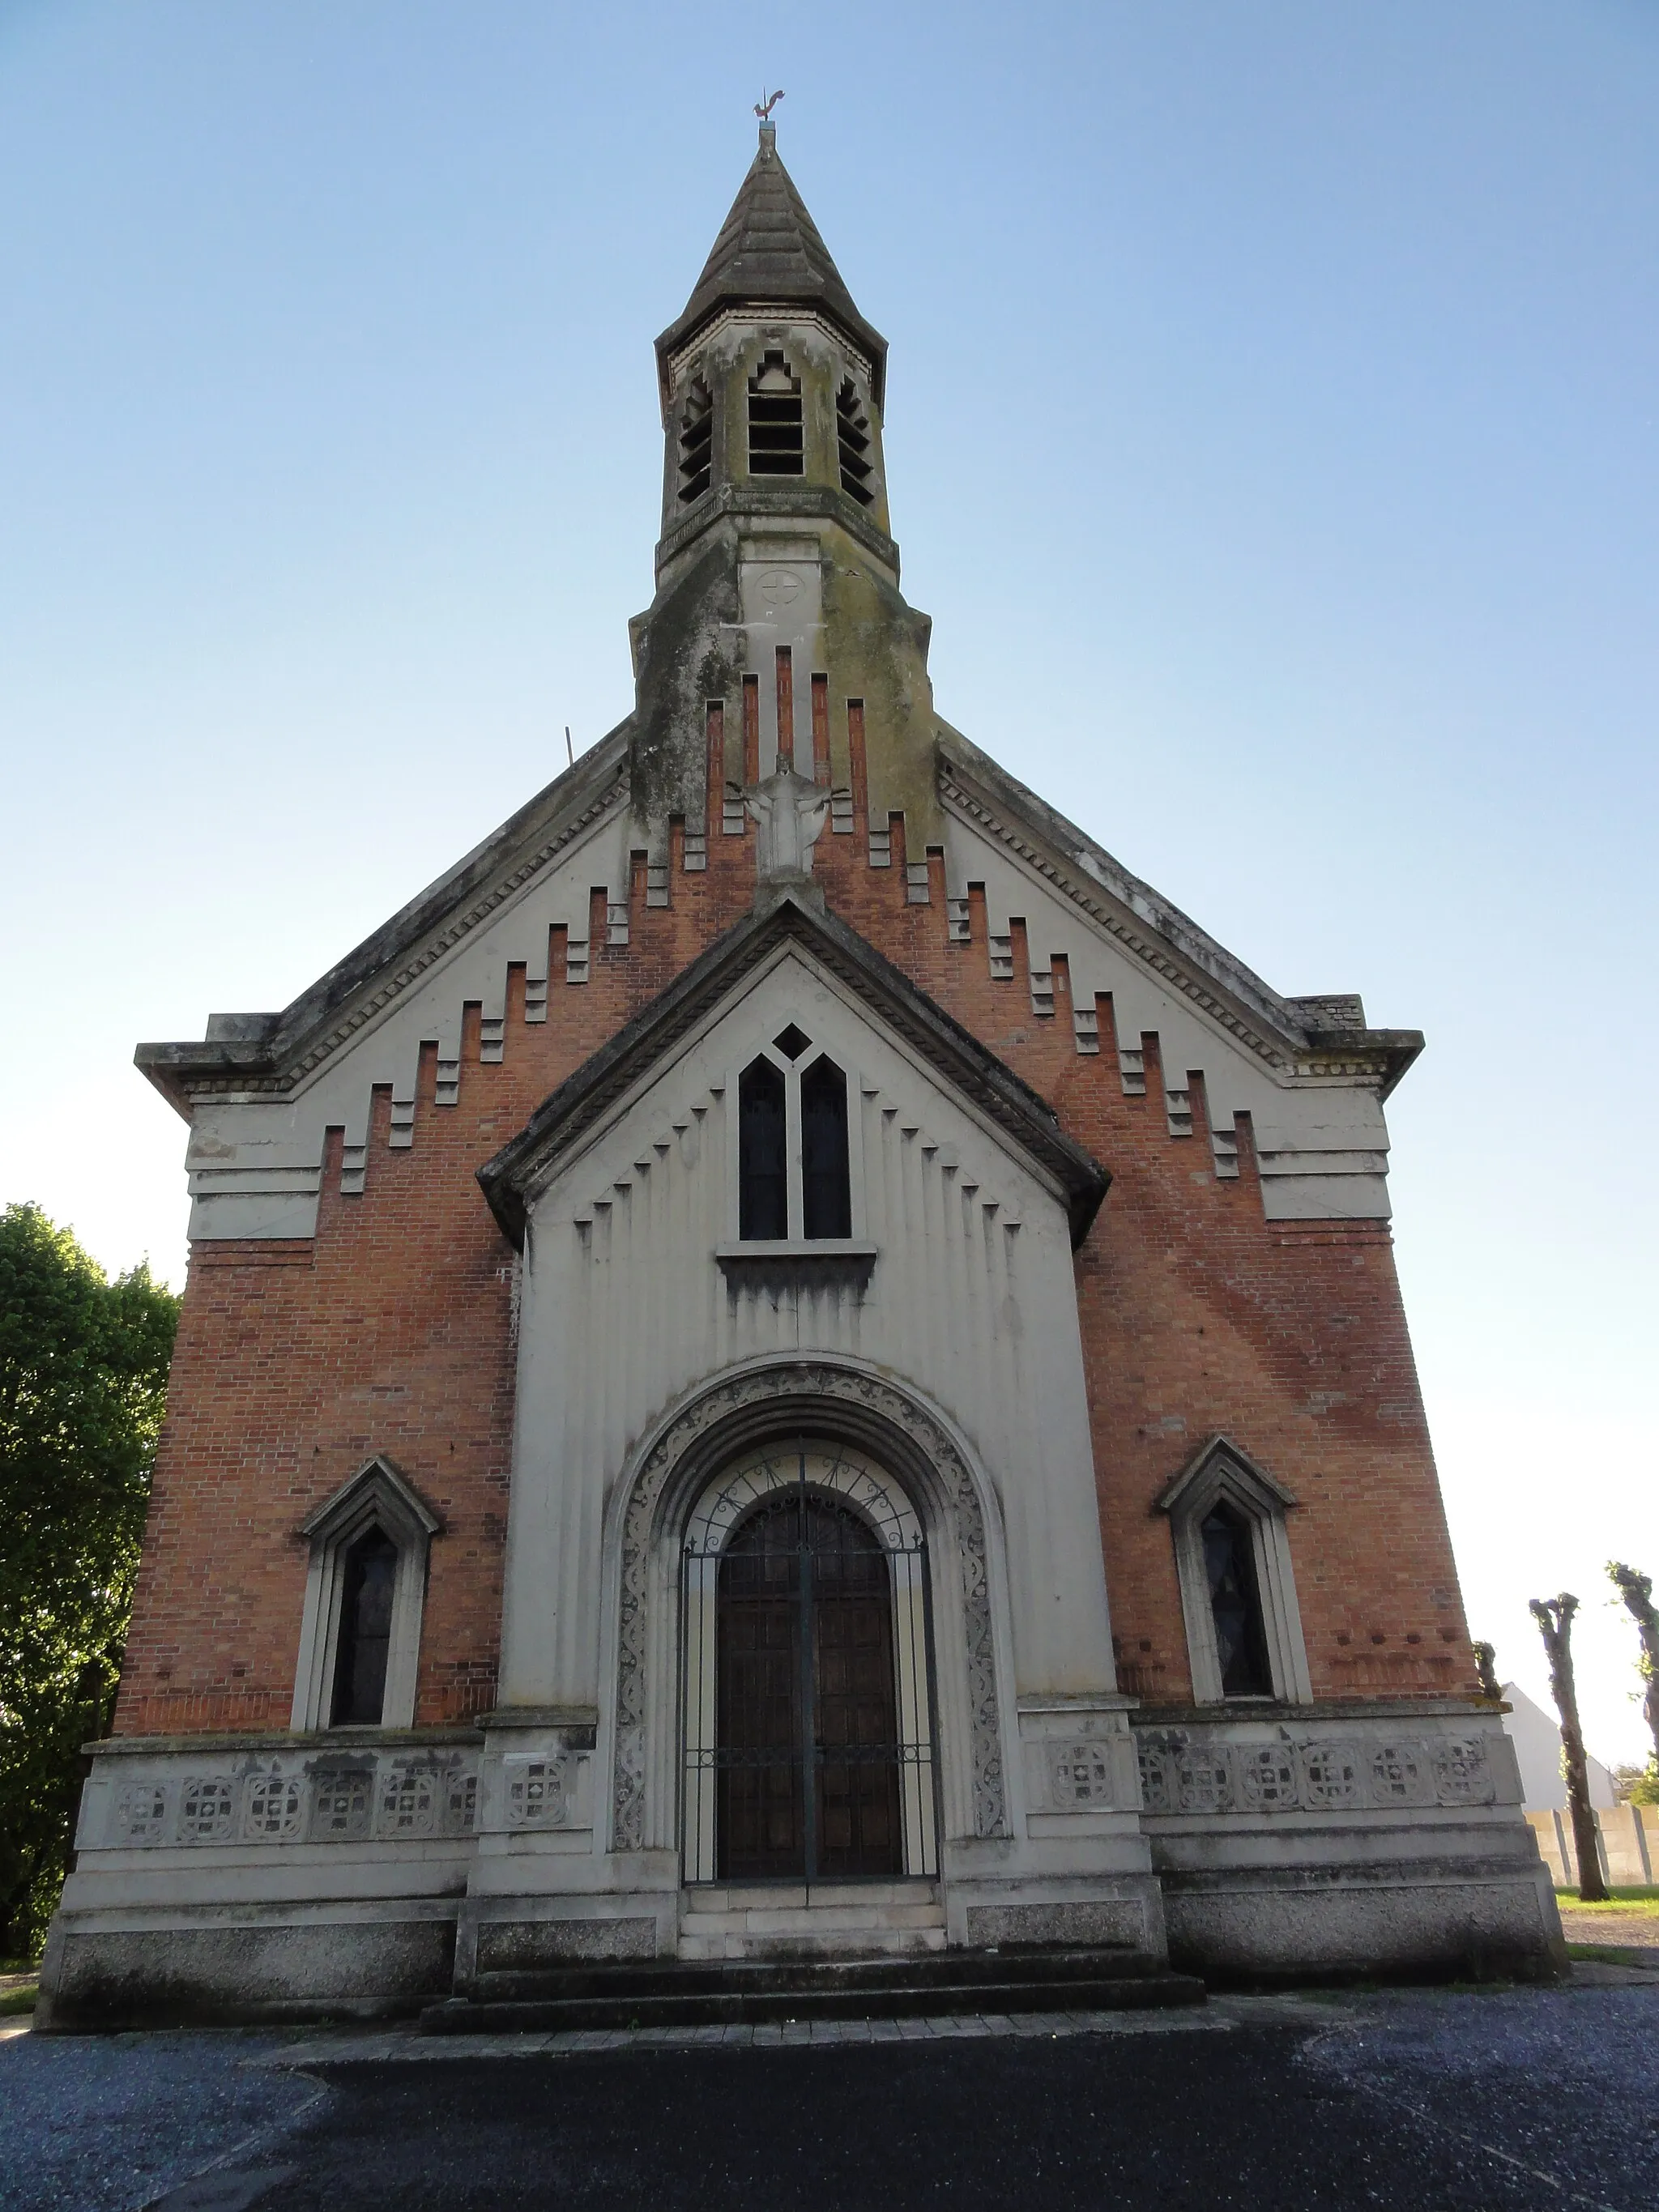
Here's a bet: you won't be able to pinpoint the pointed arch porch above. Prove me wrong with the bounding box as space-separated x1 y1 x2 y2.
602 1357 1015 1862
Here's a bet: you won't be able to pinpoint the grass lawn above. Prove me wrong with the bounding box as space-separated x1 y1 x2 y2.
1554 1888 1659 1914
0 1984 38 2016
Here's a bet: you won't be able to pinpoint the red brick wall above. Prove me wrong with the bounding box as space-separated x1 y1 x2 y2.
115 775 1474 1737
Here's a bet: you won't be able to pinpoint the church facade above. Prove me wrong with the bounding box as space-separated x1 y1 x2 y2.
41 128 1563 2027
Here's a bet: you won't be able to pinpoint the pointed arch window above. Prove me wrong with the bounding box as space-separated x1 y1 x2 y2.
801 1057 851 1238
748 349 804 476
836 377 875 507
330 1527 400 1724
1157 1437 1312 1706
738 1057 788 1239
731 1029 864 1250
291 1457 442 1732
677 376 714 505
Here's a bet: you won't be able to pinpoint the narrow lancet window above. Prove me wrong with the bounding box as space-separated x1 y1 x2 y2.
836 378 875 505
1201 1504 1272 1697
748 351 804 476
677 377 714 504
330 1525 399 1725
738 1057 789 1238
801 1058 851 1238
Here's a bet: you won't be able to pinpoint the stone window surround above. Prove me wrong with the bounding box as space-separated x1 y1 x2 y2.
720 1033 868 1250
291 1455 444 1734
1157 1436 1313 1708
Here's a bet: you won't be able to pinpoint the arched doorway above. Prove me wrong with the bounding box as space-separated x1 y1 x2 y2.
680 1441 938 1884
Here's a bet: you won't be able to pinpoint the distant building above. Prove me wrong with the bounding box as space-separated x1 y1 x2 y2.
41 123 1563 2029
1500 1683 1616 1810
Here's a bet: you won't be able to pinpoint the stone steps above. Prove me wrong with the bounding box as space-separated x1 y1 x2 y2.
676 1879 946 1961
427 1946 1203 2034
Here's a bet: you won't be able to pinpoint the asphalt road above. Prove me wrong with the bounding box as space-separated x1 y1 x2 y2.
5 1985 1656 2212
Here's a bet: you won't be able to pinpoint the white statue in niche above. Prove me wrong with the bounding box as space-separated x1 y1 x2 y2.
747 766 830 882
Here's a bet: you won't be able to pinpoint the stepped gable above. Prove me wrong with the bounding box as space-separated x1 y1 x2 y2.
477 886 1110 1251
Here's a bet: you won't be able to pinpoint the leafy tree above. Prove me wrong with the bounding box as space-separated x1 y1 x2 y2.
0 1204 178 1958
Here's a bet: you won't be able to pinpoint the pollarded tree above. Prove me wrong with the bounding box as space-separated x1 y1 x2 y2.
1529 1593 1610 1903
1606 1562 1659 1802
0 1204 178 1957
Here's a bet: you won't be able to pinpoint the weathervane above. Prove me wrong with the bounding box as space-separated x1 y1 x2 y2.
754 88 785 122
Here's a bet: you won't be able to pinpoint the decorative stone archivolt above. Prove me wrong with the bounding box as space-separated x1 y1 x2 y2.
612 1361 1009 1851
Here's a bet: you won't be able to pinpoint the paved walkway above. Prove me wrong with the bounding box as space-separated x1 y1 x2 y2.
2 1979 1656 2210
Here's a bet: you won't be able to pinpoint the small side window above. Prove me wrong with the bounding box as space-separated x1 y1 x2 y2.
1201 1503 1272 1698
1158 1438 1311 1706
330 1527 400 1725
290 1456 442 1734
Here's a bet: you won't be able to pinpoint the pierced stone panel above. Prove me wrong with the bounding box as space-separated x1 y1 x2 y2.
377 1764 440 1839
310 1768 373 1840
1237 1745 1298 1810
1299 1743 1363 1807
1137 1745 1175 1815
505 1754 575 1827
243 1773 305 1842
1051 1742 1115 1808
1431 1737 1495 1805
179 1778 237 1843
1368 1743 1435 1807
97 1754 481 1850
112 1780 171 1844
1135 1728 1501 1818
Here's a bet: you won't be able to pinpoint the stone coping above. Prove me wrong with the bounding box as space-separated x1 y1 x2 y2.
82 1728 487 1758
1128 1702 1501 1725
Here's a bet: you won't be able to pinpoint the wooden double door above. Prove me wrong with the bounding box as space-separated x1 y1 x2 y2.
715 1490 904 1881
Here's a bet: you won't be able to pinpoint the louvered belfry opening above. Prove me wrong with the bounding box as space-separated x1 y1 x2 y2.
676 376 714 503
748 349 804 475
836 377 875 506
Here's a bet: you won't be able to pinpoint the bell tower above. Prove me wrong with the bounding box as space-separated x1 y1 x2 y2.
628 122 940 875
653 119 892 547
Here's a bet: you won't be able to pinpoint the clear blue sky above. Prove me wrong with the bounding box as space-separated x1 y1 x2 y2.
2 1 1655 1761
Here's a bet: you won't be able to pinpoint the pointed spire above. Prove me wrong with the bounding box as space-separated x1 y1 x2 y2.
657 125 886 403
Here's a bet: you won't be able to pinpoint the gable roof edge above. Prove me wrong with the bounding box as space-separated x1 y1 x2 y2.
478 890 1108 1252
136 721 633 1117
936 727 1423 1097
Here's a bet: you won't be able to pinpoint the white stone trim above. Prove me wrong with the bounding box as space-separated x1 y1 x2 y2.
1157 1437 1313 1707
291 1456 442 1733
725 1034 866 1244
606 1359 1013 1858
